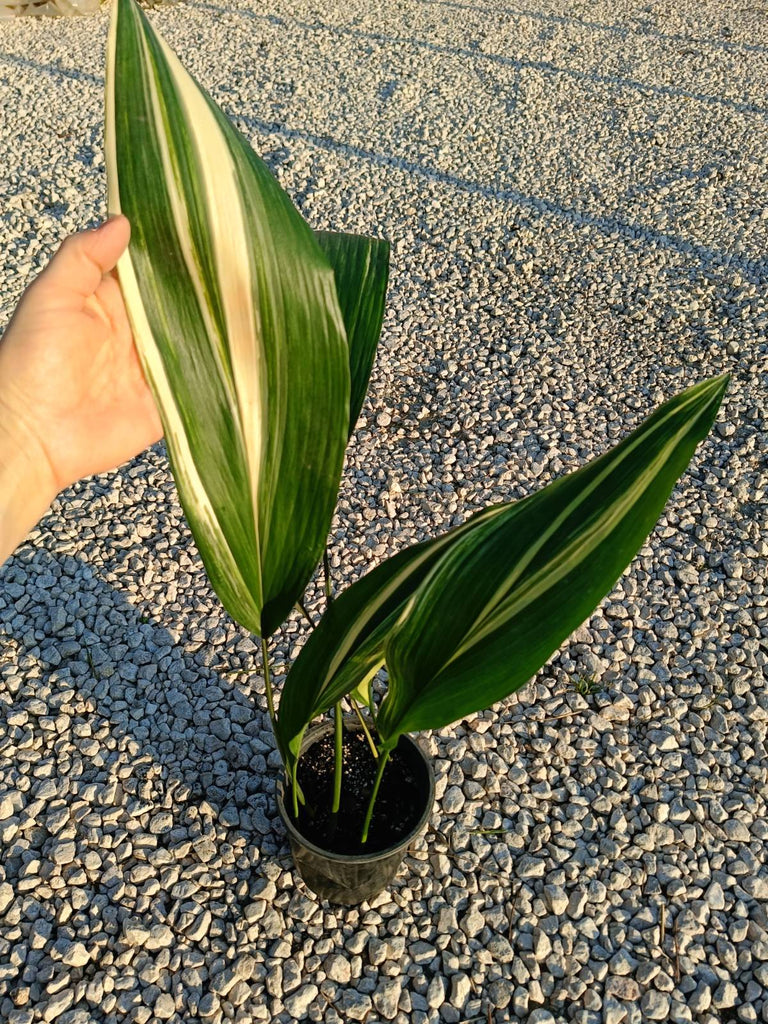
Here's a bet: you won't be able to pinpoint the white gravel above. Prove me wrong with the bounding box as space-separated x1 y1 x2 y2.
1 1 766 1023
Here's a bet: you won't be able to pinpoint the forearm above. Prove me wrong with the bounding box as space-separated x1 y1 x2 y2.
0 414 58 567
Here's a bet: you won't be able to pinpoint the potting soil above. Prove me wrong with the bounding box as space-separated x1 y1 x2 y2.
291 729 424 856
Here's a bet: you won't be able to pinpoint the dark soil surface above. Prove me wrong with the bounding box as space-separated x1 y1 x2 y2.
288 728 426 856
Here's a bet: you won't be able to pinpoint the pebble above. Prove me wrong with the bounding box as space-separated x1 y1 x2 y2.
60 941 89 967
153 995 176 1019
442 786 464 813
0 883 14 914
532 928 551 960
373 979 401 1019
0 791 21 819
186 909 211 941
487 934 514 963
527 1011 556 1024
284 985 319 1018
450 974 471 1009
336 990 372 1020
516 855 546 879
146 925 174 949
647 729 678 751
603 997 625 1024
641 991 671 1020
49 840 76 865
42 992 73 1022
705 881 726 910
461 908 485 938
148 811 174 834
197 993 220 1018
689 984 712 1013
609 949 638 975
544 883 569 915
605 978 640 1001
712 982 739 1008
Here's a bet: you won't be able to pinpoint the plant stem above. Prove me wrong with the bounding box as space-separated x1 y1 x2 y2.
323 548 333 605
348 697 378 759
294 599 314 626
361 746 391 844
261 636 276 726
332 702 343 814
291 760 302 819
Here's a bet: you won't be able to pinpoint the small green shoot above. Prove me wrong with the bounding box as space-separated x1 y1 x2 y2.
572 674 603 697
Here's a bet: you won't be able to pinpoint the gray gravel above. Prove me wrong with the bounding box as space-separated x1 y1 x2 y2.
1 1 767 1022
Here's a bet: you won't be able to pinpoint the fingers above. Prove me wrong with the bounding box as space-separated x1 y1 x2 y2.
41 215 131 302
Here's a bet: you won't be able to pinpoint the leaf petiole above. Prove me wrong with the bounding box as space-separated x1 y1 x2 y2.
323 548 333 606
348 697 379 759
295 599 314 626
261 636 276 729
332 702 343 814
361 745 391 844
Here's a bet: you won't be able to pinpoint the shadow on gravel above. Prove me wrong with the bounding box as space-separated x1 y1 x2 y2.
231 111 768 287
0 53 103 88
412 0 768 58
0 547 286 860
187 1 768 118
4 44 767 286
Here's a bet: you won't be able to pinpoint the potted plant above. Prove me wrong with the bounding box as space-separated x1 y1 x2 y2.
105 0 729 904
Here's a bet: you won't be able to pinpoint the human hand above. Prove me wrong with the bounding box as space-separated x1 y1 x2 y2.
0 215 162 494
0 215 163 564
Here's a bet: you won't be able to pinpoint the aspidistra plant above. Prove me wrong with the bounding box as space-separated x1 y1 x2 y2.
106 0 729 844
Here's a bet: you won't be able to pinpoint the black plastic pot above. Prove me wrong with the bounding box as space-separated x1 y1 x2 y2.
276 719 435 905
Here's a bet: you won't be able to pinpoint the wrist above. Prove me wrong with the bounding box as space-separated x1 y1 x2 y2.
0 388 59 565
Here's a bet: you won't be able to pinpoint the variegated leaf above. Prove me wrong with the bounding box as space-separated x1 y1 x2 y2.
376 374 729 748
315 231 390 434
106 0 350 637
277 375 727 771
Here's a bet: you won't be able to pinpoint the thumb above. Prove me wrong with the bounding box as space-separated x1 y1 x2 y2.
41 215 131 301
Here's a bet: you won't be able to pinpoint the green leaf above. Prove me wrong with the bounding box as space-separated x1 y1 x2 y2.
315 231 390 434
376 374 729 748
349 678 375 714
274 505 503 773
276 376 727 771
105 0 349 638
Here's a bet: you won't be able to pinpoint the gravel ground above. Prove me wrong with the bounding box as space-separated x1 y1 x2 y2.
1 1 767 1022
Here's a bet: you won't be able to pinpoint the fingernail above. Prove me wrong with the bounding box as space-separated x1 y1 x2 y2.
98 214 122 230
